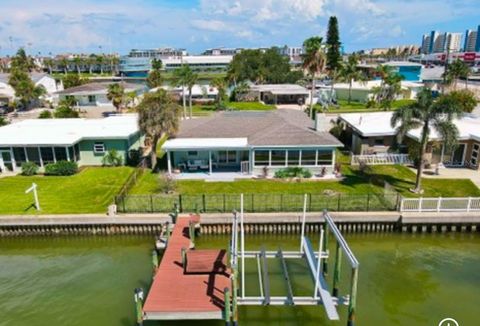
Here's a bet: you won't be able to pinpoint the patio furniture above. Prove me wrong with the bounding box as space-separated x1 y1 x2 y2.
187 160 209 171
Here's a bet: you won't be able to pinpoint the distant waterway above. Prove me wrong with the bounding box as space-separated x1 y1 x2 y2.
0 233 478 325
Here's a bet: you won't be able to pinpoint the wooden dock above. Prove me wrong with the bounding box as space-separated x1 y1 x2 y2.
142 215 231 321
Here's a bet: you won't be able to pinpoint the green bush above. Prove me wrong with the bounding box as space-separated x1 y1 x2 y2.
38 110 53 119
102 149 123 166
54 105 79 118
44 160 78 176
21 162 39 176
274 167 312 179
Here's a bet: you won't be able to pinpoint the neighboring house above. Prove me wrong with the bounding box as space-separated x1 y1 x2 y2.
163 109 343 177
248 84 309 105
0 115 142 173
0 73 60 105
151 84 218 102
339 111 480 169
56 82 146 107
333 80 423 103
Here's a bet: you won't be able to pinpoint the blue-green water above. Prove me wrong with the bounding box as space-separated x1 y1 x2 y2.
0 233 478 326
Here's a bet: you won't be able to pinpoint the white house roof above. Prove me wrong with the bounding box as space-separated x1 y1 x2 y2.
334 80 423 91
162 55 233 65
340 111 480 142
339 112 397 137
0 114 139 146
250 84 309 95
163 138 248 150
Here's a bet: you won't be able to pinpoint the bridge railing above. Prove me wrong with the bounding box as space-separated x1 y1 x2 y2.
351 154 412 166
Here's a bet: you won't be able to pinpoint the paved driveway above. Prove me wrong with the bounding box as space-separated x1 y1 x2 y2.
410 166 480 188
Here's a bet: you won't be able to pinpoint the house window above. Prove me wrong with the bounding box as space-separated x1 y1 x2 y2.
40 147 54 164
93 142 105 154
374 138 384 146
287 150 300 166
88 95 96 103
270 150 286 166
54 147 68 161
254 150 269 166
187 151 198 157
302 150 316 166
317 151 333 165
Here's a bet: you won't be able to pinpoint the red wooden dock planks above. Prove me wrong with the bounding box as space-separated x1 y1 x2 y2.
143 215 231 319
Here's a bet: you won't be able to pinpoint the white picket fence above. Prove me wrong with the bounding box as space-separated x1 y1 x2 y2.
351 154 412 166
400 197 480 212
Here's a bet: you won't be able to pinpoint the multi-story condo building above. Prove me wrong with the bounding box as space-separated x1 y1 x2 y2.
445 33 463 52
464 29 478 52
421 34 432 54
119 48 187 77
422 31 465 54
202 47 242 56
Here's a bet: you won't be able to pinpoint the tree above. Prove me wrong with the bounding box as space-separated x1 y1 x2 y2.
185 69 199 119
10 48 35 72
445 59 469 90
137 89 181 170
62 74 87 89
54 100 79 118
59 57 69 74
106 83 125 111
102 149 123 166
302 36 327 118
151 58 163 70
96 55 105 74
72 56 83 74
326 16 341 72
391 89 464 193
339 55 364 104
327 63 343 105
171 65 192 119
445 89 477 113
43 58 54 74
211 76 227 108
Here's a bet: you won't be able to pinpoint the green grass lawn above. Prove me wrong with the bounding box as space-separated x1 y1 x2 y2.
0 167 134 215
317 99 415 114
129 165 480 198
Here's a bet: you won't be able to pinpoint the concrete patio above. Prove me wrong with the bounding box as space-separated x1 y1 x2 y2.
172 171 254 182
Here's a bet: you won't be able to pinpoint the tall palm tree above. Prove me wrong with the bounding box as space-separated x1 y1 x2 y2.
391 89 463 193
328 64 343 105
210 76 227 109
445 59 469 90
96 55 105 74
171 65 191 119
339 55 364 104
302 36 326 118
137 89 182 170
72 56 83 75
106 83 125 111
43 58 54 74
59 57 69 74
185 70 199 119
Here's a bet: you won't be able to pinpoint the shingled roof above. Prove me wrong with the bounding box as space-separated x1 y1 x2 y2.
174 109 342 147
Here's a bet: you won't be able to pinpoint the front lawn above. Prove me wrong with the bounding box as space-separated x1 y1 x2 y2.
192 101 276 117
0 167 134 215
129 165 480 198
317 99 415 114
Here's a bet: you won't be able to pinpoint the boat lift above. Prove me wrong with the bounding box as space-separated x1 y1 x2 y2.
226 194 360 326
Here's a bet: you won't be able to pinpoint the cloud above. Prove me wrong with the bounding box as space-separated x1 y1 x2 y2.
191 20 227 32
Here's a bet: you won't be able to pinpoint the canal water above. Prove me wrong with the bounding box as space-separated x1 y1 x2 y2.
0 233 478 326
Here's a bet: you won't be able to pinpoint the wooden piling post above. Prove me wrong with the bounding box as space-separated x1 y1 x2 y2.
189 222 195 248
134 288 144 326
232 267 239 325
152 250 159 275
323 219 329 276
224 287 231 326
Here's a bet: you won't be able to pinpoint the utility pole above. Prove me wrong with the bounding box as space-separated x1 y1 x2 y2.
442 46 450 94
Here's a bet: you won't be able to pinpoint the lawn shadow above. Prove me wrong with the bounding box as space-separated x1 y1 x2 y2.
342 167 415 195
23 203 37 212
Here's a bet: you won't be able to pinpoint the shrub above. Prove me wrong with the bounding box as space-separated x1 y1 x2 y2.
44 160 78 176
158 173 176 194
102 149 123 166
274 167 312 179
38 110 53 119
54 104 79 118
21 162 39 176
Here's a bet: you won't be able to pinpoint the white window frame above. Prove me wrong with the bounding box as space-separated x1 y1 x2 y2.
93 142 106 154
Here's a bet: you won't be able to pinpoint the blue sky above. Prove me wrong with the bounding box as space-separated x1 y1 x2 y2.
0 0 479 56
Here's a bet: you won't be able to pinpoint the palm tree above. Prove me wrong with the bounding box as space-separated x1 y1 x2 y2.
391 89 463 193
185 70 199 119
233 81 250 101
106 83 125 111
171 65 191 119
137 89 182 170
43 58 54 74
302 36 326 118
96 55 105 74
210 76 227 109
327 64 343 105
59 57 69 74
339 55 364 104
72 56 83 75
445 59 469 90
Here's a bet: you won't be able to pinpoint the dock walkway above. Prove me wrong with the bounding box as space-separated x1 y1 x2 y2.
143 215 231 321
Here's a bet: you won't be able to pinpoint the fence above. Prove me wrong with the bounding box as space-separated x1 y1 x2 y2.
351 154 412 166
400 197 480 212
115 192 401 213
116 165 145 199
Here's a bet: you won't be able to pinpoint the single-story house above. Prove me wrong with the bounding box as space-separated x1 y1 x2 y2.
339 111 480 169
248 84 309 105
333 80 424 103
162 109 343 177
56 82 147 107
151 84 218 102
0 114 142 173
0 73 60 105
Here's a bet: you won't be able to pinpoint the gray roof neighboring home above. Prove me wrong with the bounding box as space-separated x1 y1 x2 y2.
56 82 145 96
0 72 52 84
249 84 309 95
174 109 342 147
